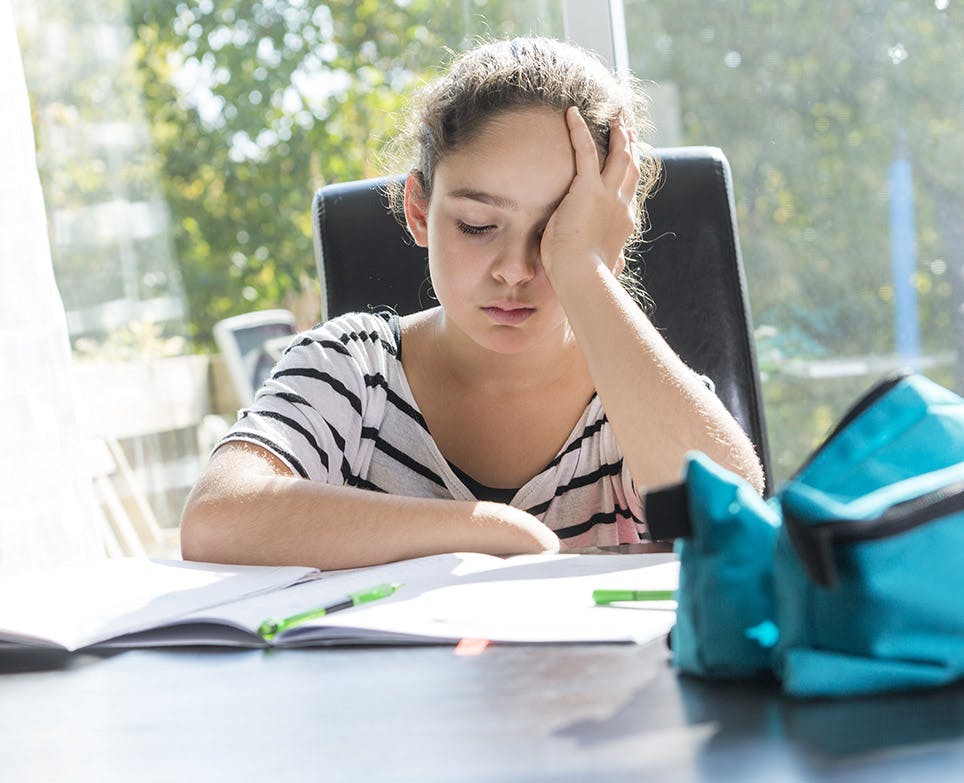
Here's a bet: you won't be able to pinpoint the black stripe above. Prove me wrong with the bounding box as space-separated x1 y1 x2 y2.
564 459 623 492
555 502 641 540
219 432 309 479
555 510 618 539
361 426 379 441
363 373 429 431
314 417 353 482
245 410 329 473
319 416 346 453
283 336 352 358
274 367 362 415
264 390 311 407
340 328 398 357
524 460 625 518
364 370 430 432
347 475 387 493
544 417 607 471
385 313 402 360
385 385 430 432
364 372 387 390
375 438 446 487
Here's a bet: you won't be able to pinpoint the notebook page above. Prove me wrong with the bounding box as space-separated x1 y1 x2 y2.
0 558 316 650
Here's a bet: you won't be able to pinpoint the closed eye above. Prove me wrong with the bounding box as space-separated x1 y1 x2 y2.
456 220 494 235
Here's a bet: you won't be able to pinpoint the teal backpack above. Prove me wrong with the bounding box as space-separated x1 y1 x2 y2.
646 372 964 698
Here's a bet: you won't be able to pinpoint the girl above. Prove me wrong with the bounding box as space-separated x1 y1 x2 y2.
181 37 764 569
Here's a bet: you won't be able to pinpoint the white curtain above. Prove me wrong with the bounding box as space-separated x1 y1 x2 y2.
0 0 104 575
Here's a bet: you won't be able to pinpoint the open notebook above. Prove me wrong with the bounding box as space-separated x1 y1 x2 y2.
0 552 678 651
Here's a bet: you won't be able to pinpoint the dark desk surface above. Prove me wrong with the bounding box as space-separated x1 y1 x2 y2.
2 641 963 782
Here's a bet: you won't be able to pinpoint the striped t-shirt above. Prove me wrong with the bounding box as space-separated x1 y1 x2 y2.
217 311 648 547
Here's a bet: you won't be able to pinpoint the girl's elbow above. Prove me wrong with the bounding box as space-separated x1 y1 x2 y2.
179 506 207 563
747 460 767 496
735 446 766 496
179 493 227 563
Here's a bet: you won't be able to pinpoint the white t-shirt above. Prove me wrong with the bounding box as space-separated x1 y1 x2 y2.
217 311 648 547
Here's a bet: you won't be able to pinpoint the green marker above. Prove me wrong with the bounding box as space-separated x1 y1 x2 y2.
258 582 402 640
592 589 676 606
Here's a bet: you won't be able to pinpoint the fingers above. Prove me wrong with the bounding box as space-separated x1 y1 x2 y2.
569 107 639 203
602 117 641 201
551 109 639 274
565 106 600 177
621 126 642 199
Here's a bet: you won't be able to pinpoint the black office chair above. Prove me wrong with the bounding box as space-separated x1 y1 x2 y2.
311 146 773 490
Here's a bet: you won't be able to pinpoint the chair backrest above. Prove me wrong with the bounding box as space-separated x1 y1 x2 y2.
312 146 773 489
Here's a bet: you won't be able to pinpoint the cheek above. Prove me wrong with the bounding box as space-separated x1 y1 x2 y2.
428 226 487 273
426 235 471 302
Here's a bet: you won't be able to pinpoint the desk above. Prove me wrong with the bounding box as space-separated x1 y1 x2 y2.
2 641 963 782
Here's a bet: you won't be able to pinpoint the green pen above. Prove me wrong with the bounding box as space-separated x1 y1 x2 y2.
258 582 402 641
592 589 676 606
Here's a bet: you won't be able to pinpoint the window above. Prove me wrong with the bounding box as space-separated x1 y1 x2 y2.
624 0 962 481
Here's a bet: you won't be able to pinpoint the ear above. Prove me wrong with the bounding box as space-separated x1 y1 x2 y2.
403 172 429 248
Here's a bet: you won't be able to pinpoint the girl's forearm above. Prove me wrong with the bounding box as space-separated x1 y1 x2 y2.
180 446 559 570
551 260 765 494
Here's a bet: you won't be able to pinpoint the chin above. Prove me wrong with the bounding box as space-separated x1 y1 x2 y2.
478 320 568 356
467 329 532 355
445 307 566 355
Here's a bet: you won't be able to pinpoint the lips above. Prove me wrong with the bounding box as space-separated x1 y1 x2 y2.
482 303 536 325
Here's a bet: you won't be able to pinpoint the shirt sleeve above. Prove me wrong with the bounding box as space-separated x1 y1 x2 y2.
215 313 393 483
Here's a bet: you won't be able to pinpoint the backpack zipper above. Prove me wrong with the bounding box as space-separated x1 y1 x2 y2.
784 479 964 586
789 370 911 481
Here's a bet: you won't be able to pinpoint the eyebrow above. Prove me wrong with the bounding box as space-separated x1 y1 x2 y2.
447 188 519 210
446 188 563 216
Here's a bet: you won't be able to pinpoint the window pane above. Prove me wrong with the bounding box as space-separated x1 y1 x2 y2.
18 0 193 549
625 0 963 483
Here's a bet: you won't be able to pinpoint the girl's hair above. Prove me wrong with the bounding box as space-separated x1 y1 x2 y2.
383 36 661 294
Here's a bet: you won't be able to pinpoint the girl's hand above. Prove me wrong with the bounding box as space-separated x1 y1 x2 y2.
475 502 561 555
540 106 641 285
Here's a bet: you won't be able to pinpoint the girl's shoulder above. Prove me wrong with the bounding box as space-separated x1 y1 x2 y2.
396 307 441 359
300 310 401 359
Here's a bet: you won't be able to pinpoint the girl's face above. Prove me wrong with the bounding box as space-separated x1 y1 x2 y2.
405 108 577 356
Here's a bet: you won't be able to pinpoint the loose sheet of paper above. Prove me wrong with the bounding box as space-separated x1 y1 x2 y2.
290 553 680 645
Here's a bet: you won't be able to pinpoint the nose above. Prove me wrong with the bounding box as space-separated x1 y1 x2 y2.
491 235 540 287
